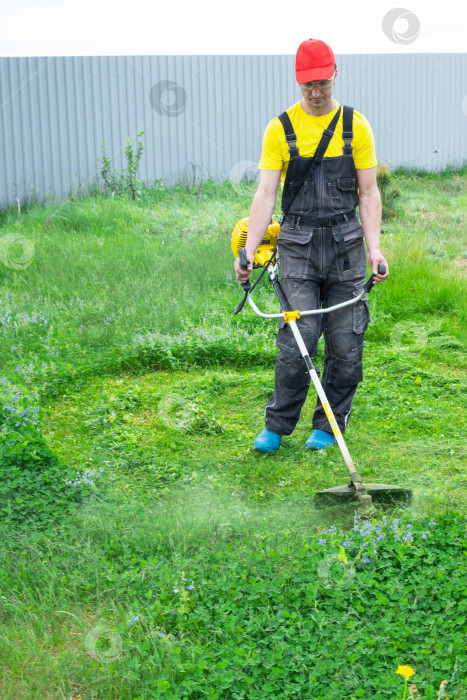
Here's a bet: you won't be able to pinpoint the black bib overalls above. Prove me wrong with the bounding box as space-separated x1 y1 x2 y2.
264 105 371 436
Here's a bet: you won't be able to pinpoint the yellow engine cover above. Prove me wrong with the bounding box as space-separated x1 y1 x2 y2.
231 217 279 267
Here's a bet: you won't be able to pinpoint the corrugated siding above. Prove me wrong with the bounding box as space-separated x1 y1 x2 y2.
1 54 467 208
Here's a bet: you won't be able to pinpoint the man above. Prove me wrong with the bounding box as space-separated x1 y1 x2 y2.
234 38 388 452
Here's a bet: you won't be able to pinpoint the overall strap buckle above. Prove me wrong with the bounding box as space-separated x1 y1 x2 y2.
342 105 354 155
289 215 301 231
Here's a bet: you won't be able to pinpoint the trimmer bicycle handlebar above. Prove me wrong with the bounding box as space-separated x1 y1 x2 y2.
236 254 386 319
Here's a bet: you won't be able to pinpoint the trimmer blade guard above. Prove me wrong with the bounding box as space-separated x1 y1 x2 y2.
314 483 413 508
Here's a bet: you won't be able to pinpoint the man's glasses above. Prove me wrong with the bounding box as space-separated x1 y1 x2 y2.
301 75 335 89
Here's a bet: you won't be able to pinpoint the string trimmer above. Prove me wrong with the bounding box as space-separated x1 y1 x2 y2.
232 217 412 511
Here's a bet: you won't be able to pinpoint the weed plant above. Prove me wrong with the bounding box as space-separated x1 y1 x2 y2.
99 131 146 200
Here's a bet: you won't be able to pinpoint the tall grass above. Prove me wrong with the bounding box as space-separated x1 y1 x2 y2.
1 175 465 390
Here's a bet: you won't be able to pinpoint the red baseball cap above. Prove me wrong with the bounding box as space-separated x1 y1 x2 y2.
295 38 336 83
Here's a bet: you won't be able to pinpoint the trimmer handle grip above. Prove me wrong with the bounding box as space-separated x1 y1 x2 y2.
235 248 252 314
239 248 250 270
365 263 387 293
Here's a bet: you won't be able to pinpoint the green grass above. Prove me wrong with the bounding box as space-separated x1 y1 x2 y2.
0 174 466 698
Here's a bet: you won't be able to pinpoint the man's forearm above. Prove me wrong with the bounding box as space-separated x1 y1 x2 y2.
245 190 277 261
359 188 382 256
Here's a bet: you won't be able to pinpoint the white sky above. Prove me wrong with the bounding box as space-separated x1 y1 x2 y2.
0 0 466 56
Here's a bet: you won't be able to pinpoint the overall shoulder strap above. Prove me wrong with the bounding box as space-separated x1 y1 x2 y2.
311 106 342 164
278 111 300 160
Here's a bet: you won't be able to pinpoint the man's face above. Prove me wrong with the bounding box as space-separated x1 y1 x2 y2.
299 71 337 114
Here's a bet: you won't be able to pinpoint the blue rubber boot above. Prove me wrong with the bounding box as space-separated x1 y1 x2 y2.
254 428 282 453
305 429 336 450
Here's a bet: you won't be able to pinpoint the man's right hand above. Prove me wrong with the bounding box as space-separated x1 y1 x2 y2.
234 256 253 283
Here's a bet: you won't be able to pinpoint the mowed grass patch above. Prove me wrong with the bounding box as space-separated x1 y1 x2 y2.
41 351 466 516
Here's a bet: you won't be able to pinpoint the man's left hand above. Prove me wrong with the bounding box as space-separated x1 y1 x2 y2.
367 252 389 284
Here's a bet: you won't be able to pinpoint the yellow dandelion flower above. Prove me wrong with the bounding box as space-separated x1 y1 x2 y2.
396 665 416 680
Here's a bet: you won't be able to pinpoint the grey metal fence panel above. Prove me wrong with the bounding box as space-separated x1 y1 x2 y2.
1 53 466 209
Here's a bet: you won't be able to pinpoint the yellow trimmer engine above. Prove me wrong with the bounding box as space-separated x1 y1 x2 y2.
231 217 280 267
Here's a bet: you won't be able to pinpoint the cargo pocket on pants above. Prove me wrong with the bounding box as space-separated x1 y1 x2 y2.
333 236 367 281
277 239 313 279
352 299 370 334
326 353 363 387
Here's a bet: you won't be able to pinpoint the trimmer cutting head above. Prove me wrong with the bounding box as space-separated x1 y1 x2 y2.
314 483 413 508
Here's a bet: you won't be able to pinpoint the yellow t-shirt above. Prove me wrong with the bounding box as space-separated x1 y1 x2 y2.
258 100 377 187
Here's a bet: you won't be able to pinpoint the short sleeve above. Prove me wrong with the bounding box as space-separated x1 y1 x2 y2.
258 119 285 170
353 116 377 169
